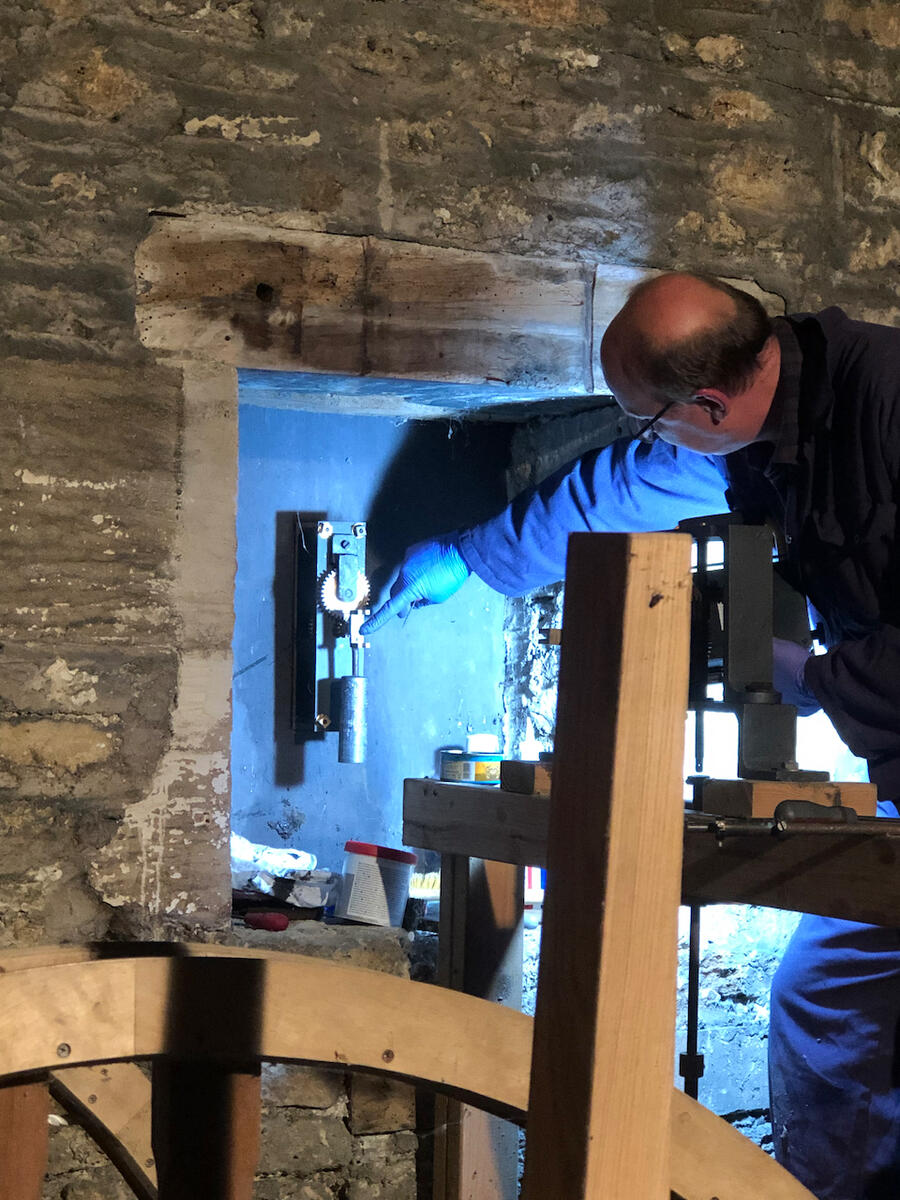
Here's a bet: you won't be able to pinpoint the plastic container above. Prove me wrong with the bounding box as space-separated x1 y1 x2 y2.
334 841 417 927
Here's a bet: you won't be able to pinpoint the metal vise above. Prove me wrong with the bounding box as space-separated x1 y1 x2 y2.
680 513 827 783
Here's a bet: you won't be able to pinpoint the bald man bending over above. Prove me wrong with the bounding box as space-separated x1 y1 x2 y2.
364 273 900 1199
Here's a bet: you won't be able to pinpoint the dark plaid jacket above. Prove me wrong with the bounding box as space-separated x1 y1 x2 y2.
725 309 900 799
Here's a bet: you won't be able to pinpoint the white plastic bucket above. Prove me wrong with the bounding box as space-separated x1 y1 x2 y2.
335 841 417 927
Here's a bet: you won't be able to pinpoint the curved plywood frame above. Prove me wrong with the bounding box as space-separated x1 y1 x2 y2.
671 1092 815 1200
0 946 815 1200
0 947 530 1119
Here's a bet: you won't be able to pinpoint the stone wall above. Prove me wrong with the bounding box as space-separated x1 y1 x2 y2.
3 0 899 938
44 1066 417 1200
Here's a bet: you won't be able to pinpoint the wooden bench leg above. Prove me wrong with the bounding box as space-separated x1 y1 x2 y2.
0 1080 49 1200
434 855 524 1200
152 1062 261 1200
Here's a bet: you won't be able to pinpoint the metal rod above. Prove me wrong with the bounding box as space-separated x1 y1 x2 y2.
684 816 900 839
682 904 703 1099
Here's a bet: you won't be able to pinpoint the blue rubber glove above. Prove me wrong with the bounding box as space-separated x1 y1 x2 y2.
360 536 472 633
772 637 821 716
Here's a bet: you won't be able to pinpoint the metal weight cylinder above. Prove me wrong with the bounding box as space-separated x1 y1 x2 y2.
338 675 367 763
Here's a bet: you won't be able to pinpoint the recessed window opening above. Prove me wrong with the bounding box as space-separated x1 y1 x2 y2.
230 373 513 899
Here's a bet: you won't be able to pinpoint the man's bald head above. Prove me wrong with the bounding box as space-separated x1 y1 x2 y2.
599 272 779 454
603 272 773 404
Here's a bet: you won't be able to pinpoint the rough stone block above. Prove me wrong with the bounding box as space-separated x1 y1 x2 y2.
45 1121 108 1176
262 1062 346 1110
228 922 412 978
255 1174 343 1200
348 1131 419 1200
0 718 113 771
42 1167 135 1200
349 1074 417 1134
257 1108 354 1177
0 801 113 946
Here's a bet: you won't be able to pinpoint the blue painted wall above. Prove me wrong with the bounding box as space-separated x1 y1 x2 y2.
232 401 511 873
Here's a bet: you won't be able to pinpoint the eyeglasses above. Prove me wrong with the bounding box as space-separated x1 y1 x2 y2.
632 400 676 443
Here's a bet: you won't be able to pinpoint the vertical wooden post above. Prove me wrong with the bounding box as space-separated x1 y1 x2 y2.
150 954 266 1200
434 856 524 1200
433 853 466 1200
522 532 692 1200
0 1080 49 1200
152 1062 261 1200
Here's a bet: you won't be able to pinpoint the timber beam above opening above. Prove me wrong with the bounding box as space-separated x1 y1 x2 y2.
136 216 781 417
136 216 601 411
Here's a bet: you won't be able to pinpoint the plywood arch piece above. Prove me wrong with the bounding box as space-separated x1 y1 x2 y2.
670 1091 816 1200
0 947 815 1200
0 949 532 1120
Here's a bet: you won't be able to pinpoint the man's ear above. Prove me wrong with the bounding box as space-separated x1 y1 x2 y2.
692 390 729 427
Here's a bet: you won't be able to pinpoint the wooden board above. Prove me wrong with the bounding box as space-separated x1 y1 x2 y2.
671 1091 815 1200
152 1062 260 1200
0 1081 49 1200
522 532 693 1200
403 780 549 867
0 958 136 1077
683 819 900 924
136 216 596 398
130 955 533 1122
499 760 552 796
698 778 877 818
433 857 523 1200
0 952 530 1119
404 783 900 924
0 946 817 1200
50 1063 157 1200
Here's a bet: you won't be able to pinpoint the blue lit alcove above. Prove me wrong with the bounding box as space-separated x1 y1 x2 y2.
231 370 515 875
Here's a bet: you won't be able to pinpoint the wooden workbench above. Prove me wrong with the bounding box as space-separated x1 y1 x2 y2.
406 776 900 1200
404 778 900 926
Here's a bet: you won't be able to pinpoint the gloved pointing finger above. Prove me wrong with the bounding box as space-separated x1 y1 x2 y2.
358 589 410 634
360 535 471 634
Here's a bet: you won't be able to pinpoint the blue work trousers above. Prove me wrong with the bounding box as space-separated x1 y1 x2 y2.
769 802 900 1199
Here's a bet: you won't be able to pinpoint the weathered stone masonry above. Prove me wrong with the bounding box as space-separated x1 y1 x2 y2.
1 0 898 1189
3 0 899 938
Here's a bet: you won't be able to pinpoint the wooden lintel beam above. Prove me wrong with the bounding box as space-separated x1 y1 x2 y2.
136 217 599 398
136 221 784 415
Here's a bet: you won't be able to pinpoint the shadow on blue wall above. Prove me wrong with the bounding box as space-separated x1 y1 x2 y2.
233 404 512 869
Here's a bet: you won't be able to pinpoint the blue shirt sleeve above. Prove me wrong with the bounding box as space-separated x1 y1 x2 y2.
458 438 729 596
